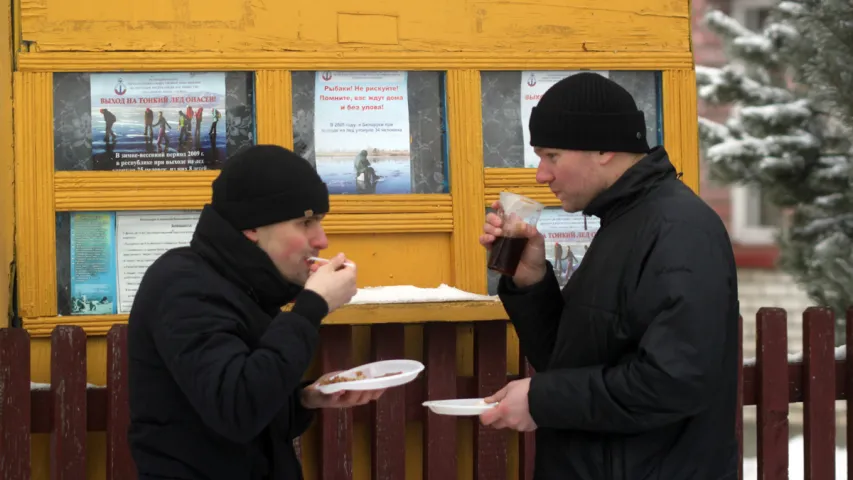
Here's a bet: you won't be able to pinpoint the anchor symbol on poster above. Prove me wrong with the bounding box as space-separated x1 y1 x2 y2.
114 78 126 96
321 72 333 81
527 73 537 87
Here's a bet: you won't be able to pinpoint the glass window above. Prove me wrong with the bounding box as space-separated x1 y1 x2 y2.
291 71 449 194
56 210 201 315
486 206 601 295
53 72 256 171
481 71 663 168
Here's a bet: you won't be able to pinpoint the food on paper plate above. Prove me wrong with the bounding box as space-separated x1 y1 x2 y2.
319 370 403 386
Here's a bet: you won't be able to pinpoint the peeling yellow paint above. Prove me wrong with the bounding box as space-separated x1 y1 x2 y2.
0 0 12 328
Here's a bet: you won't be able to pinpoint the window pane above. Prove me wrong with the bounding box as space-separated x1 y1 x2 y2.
53 72 256 171
292 71 449 194
486 206 601 295
481 71 663 168
56 210 201 315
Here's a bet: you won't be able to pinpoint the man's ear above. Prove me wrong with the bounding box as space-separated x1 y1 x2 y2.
242 228 260 243
597 151 617 166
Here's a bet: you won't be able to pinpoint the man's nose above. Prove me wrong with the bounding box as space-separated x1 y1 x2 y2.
535 162 552 184
311 229 329 250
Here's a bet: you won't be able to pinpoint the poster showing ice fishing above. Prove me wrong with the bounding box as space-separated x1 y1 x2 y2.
90 72 227 171
313 71 412 194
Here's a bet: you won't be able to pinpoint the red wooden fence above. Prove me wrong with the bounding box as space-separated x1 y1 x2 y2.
0 306 851 479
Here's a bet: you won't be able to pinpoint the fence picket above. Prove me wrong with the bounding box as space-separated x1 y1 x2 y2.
0 327 31 479
802 307 836 479
319 325 354 480
370 324 406 480
473 321 507 480
50 325 88 480
106 325 135 480
756 307 789 480
847 307 853 480
423 322 458 480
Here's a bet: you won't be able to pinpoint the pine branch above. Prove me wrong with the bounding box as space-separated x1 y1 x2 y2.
697 3 853 317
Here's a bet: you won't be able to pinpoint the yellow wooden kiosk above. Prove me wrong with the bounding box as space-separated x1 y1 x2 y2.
2 0 698 478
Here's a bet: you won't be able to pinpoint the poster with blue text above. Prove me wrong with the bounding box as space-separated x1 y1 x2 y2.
313 71 412 194
90 72 228 171
69 212 118 315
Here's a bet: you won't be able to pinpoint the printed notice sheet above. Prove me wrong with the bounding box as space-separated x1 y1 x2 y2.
115 211 201 313
313 71 412 194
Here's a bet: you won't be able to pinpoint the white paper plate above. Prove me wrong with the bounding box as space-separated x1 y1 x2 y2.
422 398 499 416
315 359 424 394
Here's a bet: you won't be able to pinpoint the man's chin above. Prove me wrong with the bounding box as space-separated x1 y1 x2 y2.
280 270 309 287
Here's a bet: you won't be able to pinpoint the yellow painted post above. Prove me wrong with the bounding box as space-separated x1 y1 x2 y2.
13 72 56 319
663 69 701 194
0 0 13 327
447 69 487 295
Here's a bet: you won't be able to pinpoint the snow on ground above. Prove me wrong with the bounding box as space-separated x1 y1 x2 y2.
743 436 847 479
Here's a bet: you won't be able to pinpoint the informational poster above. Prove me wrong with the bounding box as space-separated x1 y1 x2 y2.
313 71 412 194
115 211 200 313
520 70 609 168
69 213 118 315
90 72 227 171
537 209 601 288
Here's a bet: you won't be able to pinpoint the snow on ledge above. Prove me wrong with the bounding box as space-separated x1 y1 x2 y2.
348 284 498 305
742 345 847 366
31 382 103 390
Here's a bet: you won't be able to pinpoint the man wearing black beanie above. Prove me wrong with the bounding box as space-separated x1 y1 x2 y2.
127 145 384 480
479 73 739 479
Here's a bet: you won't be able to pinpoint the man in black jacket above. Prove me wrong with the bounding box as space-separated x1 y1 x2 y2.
128 145 382 479
479 73 739 479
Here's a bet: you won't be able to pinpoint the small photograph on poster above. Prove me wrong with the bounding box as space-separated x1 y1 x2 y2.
313 71 412 194
537 209 600 288
486 207 600 295
520 71 609 169
90 72 228 171
116 211 200 314
69 212 118 315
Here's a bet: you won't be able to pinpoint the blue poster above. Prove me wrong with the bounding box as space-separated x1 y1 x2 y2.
69 212 118 315
313 71 412 194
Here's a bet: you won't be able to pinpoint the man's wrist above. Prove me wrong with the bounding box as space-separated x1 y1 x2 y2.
299 387 317 409
511 268 546 289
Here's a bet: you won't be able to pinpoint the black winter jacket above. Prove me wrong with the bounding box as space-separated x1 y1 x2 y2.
499 147 739 479
127 205 329 479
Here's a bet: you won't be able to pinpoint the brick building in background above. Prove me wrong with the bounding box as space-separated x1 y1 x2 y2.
692 0 813 360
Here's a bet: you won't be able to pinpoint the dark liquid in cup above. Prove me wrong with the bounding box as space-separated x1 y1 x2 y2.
487 236 528 276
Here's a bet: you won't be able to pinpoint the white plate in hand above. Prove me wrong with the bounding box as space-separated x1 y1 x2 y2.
315 359 424 394
422 398 498 416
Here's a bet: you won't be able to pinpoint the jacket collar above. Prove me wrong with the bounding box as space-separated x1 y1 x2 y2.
189 205 303 312
583 146 677 227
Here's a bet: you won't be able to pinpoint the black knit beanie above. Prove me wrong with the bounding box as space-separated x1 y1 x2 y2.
529 72 650 154
211 145 330 230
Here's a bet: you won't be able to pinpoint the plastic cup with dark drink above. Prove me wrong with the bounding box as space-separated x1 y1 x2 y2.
487 191 544 276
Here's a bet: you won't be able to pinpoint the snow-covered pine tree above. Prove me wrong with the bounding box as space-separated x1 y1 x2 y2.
696 0 853 318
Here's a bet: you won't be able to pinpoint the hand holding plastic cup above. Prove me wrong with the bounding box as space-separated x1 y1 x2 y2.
487 191 545 276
